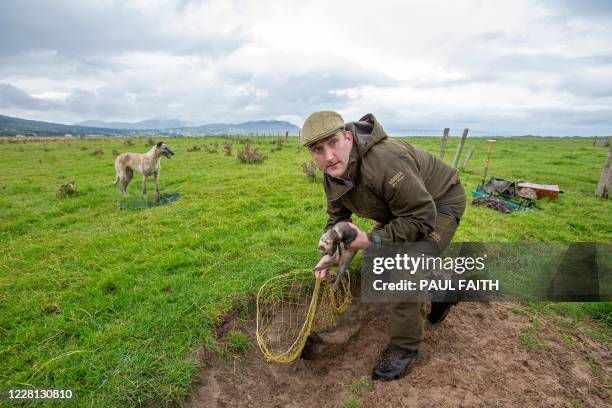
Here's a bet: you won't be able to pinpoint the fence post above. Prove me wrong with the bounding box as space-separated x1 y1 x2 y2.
450 128 469 168
593 136 598 146
481 139 496 184
439 128 449 160
595 144 612 198
460 146 476 172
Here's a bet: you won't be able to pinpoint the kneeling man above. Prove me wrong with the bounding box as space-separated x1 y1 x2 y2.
302 111 466 381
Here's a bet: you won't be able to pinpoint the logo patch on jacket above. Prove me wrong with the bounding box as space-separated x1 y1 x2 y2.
388 171 405 187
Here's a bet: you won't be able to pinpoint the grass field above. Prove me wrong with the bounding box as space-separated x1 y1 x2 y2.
0 135 610 406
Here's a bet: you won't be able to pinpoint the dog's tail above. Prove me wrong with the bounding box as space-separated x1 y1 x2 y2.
112 164 119 185
112 158 120 185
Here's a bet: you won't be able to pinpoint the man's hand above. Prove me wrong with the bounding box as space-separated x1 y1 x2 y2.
315 267 331 281
346 222 370 250
313 222 369 281
314 254 334 280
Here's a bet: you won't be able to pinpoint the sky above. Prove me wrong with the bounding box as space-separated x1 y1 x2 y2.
1 0 612 135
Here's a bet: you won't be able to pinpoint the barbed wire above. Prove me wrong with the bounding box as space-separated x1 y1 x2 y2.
384 128 521 137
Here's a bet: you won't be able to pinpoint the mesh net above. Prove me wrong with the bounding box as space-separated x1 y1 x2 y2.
256 268 352 363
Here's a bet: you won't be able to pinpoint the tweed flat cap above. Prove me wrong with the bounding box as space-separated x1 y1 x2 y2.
300 111 345 147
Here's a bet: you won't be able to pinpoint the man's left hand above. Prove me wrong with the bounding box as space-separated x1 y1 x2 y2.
346 222 370 250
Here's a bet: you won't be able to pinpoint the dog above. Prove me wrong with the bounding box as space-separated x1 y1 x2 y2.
113 142 174 196
314 221 357 290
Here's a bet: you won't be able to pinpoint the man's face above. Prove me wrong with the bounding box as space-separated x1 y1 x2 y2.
308 130 354 178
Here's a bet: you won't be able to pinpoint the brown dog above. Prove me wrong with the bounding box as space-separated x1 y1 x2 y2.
113 142 174 196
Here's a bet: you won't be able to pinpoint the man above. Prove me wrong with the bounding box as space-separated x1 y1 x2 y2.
302 111 466 381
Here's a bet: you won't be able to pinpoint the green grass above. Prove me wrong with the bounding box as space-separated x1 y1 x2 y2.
527 302 611 345
0 135 610 406
322 376 371 408
342 400 364 408
348 376 371 397
519 313 549 350
225 330 252 354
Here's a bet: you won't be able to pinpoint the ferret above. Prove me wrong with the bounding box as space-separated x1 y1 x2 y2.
314 221 357 290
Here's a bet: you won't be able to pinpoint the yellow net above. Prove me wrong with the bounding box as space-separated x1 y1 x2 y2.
256 268 352 363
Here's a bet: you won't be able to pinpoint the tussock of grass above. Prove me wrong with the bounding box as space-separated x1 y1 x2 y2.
343 399 364 408
226 330 252 354
520 315 549 350
348 376 371 397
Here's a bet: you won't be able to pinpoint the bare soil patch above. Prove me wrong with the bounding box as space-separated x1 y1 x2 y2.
187 301 610 408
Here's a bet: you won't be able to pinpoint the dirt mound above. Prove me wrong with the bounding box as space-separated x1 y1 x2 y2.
187 302 610 408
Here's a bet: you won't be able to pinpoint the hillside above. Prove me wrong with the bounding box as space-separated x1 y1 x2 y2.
0 114 128 136
0 114 300 136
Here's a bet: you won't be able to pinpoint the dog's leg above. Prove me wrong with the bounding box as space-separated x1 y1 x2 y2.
121 168 133 196
154 171 160 196
120 178 128 195
142 175 147 197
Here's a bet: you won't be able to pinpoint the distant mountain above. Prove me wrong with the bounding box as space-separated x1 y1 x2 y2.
181 120 300 136
0 114 130 136
0 114 300 136
75 118 190 130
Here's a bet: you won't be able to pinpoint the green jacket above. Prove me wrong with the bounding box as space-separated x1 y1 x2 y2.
324 114 460 242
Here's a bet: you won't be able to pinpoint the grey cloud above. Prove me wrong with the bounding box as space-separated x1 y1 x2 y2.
377 105 612 136
0 83 134 120
533 106 612 127
266 72 386 104
472 31 507 42
0 83 57 110
407 72 502 90
65 89 108 115
487 106 612 135
469 53 579 74
0 0 249 58
210 62 396 121
440 48 612 97
11 67 368 124
556 75 612 98
545 0 612 18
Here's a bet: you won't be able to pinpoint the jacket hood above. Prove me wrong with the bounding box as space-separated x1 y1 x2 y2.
345 113 388 158
324 113 389 201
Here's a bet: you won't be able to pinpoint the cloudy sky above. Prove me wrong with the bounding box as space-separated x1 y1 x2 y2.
1 0 611 135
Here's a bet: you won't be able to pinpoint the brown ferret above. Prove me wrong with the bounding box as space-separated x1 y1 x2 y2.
314 221 357 290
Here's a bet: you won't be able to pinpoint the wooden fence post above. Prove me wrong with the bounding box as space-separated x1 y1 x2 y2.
481 139 496 184
439 128 450 160
460 146 476 172
593 136 598 146
595 144 612 198
450 128 469 168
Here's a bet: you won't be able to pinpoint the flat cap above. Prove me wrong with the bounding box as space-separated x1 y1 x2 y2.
300 111 345 147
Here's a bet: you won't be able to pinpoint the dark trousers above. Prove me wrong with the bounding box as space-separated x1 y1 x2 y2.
389 182 466 351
